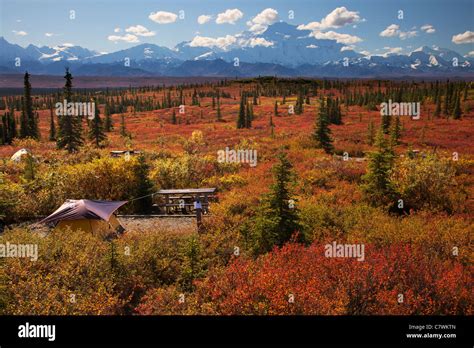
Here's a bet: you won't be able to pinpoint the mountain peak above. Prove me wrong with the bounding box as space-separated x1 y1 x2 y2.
263 21 307 38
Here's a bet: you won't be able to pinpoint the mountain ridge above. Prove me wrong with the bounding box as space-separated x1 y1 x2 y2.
1 22 473 77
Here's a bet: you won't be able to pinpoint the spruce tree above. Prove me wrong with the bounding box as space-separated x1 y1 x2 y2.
245 102 252 128
19 72 38 139
88 101 106 147
216 99 222 121
268 152 300 244
57 68 83 152
171 109 177 124
390 115 401 145
313 98 333 153
382 112 391 134
104 103 113 132
269 113 275 138
120 114 127 136
452 93 462 120
246 152 301 254
48 104 56 141
367 117 375 146
361 129 395 207
132 155 154 214
434 94 441 118
236 95 246 129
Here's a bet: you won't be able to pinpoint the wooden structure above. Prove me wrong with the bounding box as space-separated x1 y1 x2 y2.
153 188 217 216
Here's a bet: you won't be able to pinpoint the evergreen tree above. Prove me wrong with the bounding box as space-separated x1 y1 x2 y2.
452 93 462 120
88 101 106 147
244 152 301 254
19 72 38 139
390 115 401 145
245 102 252 128
1 107 16 144
361 129 395 207
269 113 275 138
120 113 127 136
57 68 83 152
367 117 375 146
434 93 441 118
443 86 449 116
381 112 391 134
312 98 333 153
171 109 177 124
131 155 154 214
295 91 304 115
48 104 56 141
104 103 113 132
216 98 222 121
236 95 246 129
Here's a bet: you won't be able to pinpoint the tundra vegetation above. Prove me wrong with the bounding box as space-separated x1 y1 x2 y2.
0 75 472 315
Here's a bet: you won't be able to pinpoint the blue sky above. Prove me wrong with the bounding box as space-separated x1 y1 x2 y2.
1 0 473 56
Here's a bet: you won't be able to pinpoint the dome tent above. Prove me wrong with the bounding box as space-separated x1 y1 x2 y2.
39 199 128 235
10 148 32 162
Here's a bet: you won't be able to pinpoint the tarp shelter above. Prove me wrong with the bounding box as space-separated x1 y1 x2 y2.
39 199 128 234
10 148 31 162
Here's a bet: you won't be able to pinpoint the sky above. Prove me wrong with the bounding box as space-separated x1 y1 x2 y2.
1 0 473 57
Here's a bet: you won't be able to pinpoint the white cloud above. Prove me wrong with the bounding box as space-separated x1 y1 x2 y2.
216 9 243 24
465 51 474 57
45 32 54 37
114 28 121 33
312 31 362 44
379 24 400 37
108 34 139 43
379 24 417 40
61 43 74 47
250 8 278 25
246 8 278 33
452 30 474 44
245 37 274 47
189 35 237 49
246 23 266 34
320 6 362 29
125 25 155 37
380 46 403 57
360 50 371 56
298 7 362 31
399 30 417 40
420 24 436 34
12 30 27 36
149 11 178 24
197 15 212 25
341 45 355 51
306 44 319 49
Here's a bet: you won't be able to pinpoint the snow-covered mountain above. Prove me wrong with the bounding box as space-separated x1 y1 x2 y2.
1 22 473 77
0 38 99 63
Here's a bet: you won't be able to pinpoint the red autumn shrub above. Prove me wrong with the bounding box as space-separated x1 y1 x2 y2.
185 241 473 315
